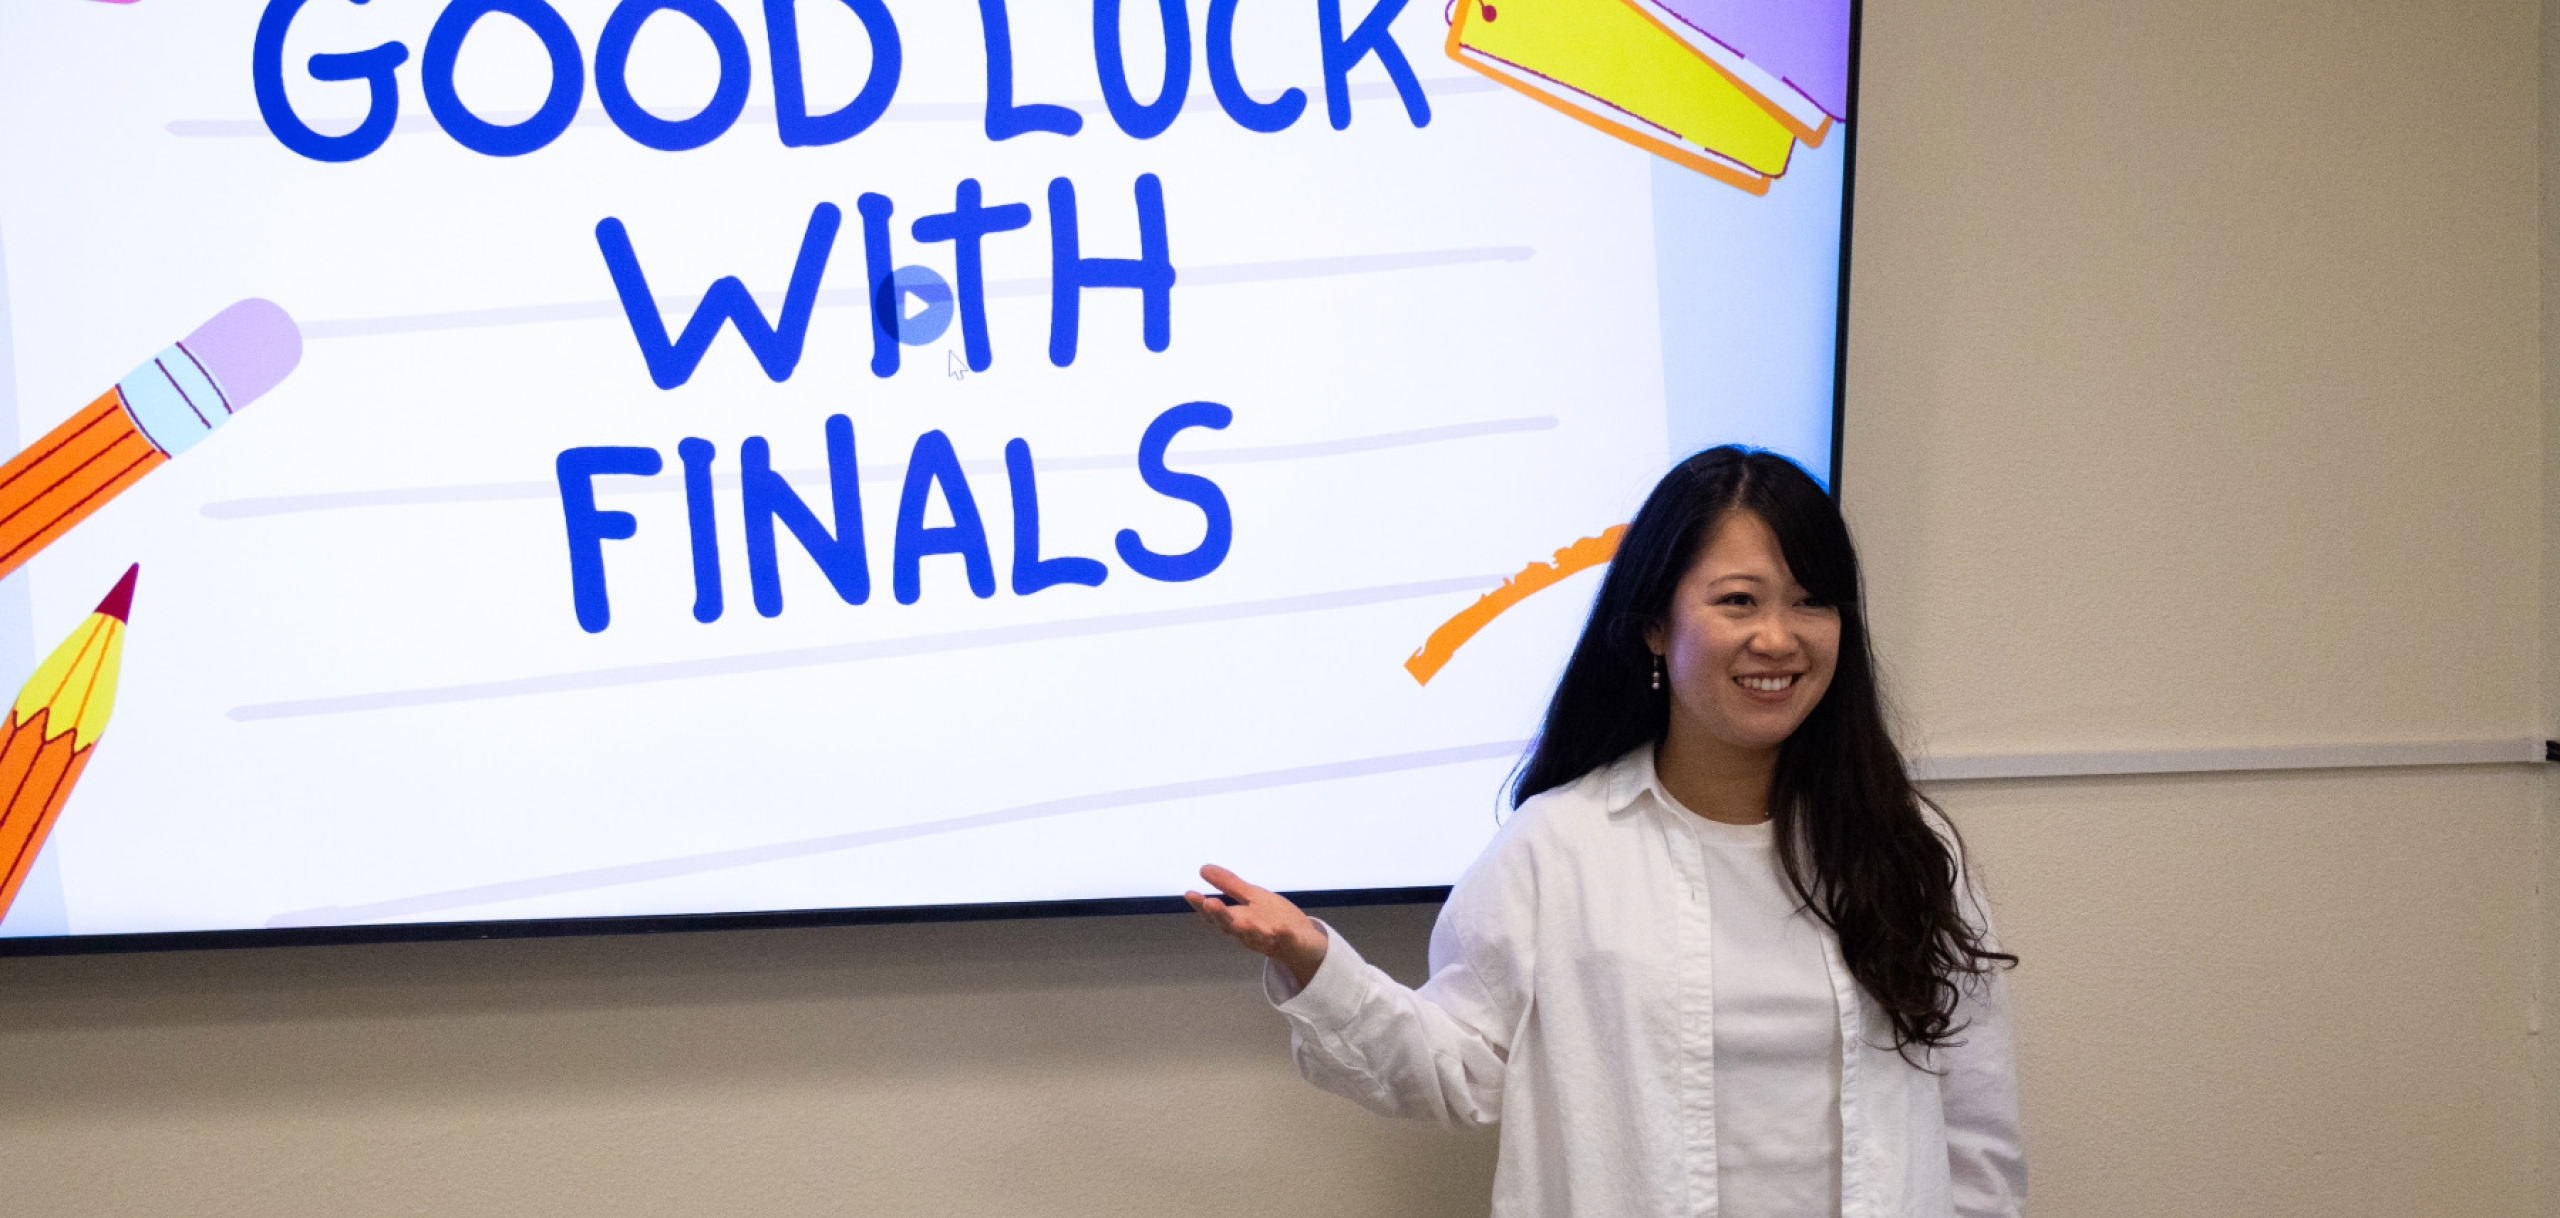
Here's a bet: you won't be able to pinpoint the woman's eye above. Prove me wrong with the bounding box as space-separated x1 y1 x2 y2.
1716 593 1754 607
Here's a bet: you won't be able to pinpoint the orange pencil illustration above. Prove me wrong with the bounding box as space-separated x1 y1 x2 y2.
0 565 135 921
1407 525 1626 685
0 299 300 582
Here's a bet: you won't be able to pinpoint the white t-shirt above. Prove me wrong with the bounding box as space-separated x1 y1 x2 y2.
1670 795 1846 1218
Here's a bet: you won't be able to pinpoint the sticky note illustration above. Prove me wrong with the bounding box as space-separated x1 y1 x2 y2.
0 299 301 583
0 566 134 922
1445 0 1803 193
1643 0 1851 123
1407 525 1625 685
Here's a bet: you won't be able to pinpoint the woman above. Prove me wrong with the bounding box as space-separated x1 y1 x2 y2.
1185 447 2025 1217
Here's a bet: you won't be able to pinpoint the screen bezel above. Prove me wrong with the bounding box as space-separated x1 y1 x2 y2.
0 0 1862 958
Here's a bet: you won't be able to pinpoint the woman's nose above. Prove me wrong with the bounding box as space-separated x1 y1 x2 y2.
1747 616 1799 658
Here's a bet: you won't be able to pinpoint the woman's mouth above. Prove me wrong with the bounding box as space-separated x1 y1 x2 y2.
1736 674 1798 693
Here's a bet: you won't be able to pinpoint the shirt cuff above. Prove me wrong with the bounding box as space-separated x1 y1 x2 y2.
1263 919 1370 1027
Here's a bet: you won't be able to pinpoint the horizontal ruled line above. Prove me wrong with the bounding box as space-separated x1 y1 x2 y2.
264 738 1529 928
229 575 1503 720
199 416 1557 519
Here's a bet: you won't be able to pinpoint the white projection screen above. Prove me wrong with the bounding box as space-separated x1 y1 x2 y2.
0 0 1854 950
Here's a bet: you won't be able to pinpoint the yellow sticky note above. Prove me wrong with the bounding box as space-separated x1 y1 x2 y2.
1447 0 1804 192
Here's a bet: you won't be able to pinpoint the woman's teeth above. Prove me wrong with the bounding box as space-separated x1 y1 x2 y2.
1737 675 1796 692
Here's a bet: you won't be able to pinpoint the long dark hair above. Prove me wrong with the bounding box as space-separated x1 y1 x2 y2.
1515 446 2014 1054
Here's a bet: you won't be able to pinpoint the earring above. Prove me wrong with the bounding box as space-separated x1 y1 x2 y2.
1651 654 1663 691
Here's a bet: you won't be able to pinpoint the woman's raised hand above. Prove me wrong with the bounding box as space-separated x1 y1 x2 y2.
1185 864 1329 990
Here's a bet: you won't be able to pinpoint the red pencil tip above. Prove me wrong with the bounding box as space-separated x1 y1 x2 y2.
94 565 138 622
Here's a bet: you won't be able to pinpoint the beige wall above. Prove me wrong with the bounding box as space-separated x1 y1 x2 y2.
0 906 1494 1215
2542 0 2560 1212
1849 0 2541 755
1857 0 2545 1213
1952 769 2537 1216
3 0 2552 1213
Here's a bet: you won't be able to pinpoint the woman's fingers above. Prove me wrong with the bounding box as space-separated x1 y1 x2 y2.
1190 865 1322 975
1198 864 1267 906
1187 891 1253 937
1188 892 1279 946
1187 892 1238 929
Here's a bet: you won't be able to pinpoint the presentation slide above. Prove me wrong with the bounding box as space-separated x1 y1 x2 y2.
0 0 1847 941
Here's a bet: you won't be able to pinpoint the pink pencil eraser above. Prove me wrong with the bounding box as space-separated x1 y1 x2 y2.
179 298 303 409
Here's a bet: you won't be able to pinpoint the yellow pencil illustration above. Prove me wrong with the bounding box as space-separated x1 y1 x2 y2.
0 565 135 921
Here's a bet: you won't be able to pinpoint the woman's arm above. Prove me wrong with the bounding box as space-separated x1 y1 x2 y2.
1938 842 2028 1218
1188 856 1532 1129
1941 960 2027 1217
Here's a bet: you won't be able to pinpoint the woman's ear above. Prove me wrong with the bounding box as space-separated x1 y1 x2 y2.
1642 622 1665 656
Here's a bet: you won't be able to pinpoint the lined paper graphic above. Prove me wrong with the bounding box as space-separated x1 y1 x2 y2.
0 0 1843 940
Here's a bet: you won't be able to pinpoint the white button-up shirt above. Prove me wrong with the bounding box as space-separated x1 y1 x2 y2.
1266 748 2027 1217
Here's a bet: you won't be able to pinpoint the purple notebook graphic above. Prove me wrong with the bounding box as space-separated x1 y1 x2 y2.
1649 0 1852 122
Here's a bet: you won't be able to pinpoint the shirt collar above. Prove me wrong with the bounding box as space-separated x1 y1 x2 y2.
1595 743 1665 816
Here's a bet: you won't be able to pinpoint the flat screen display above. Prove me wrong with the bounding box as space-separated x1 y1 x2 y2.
0 0 1852 949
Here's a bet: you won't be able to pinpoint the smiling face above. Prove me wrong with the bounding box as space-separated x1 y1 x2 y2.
1646 509 1843 762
